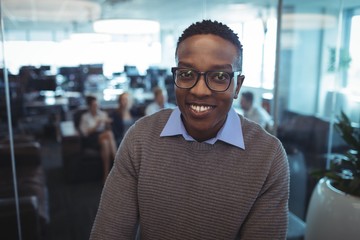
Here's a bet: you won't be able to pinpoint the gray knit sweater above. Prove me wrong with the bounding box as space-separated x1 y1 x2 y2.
90 109 289 240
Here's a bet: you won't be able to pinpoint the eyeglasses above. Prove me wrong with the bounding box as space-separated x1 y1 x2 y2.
171 67 239 92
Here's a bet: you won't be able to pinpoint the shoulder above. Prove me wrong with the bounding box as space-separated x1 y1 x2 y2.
240 114 288 173
144 102 158 114
240 114 282 151
98 109 109 117
135 109 172 130
121 109 172 151
146 102 157 109
258 106 271 118
250 106 263 116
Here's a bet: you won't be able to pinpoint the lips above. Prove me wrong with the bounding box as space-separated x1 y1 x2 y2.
187 103 215 119
190 104 213 112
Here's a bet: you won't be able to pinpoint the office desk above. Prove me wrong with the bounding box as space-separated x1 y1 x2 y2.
24 97 69 141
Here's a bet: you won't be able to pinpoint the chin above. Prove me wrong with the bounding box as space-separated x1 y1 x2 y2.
192 121 216 132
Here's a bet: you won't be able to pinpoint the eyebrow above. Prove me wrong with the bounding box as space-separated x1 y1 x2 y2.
177 62 233 71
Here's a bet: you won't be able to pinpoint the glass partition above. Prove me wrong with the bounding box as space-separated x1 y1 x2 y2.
277 0 359 122
0 0 22 238
277 0 359 221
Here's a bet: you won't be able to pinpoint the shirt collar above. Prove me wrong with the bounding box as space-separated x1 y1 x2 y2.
160 107 245 149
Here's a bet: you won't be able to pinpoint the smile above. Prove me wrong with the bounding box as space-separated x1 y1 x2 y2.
190 104 213 113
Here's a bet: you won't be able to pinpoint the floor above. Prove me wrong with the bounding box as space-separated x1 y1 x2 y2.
40 137 103 240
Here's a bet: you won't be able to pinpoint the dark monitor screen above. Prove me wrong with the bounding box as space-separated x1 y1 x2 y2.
58 67 80 76
27 75 57 91
80 64 103 75
40 65 51 71
58 67 82 84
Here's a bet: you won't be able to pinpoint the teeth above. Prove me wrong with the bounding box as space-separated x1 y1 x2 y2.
190 105 212 112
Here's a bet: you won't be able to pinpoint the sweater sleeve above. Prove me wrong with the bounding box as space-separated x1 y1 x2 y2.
239 142 290 239
89 126 139 240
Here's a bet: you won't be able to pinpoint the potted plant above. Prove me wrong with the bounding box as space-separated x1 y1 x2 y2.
305 111 360 240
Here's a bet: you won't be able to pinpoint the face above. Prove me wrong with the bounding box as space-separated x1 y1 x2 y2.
240 96 251 111
89 99 98 115
155 92 165 107
120 93 129 108
175 34 245 142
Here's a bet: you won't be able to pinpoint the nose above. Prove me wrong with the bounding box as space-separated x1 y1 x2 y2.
189 73 212 96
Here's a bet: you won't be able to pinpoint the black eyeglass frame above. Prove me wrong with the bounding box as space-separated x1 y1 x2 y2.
171 67 240 92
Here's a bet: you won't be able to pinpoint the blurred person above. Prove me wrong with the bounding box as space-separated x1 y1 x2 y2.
110 92 136 146
79 95 117 183
145 86 176 115
240 91 274 132
90 20 289 239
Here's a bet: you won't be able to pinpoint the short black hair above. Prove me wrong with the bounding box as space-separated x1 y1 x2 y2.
176 19 243 71
241 91 254 104
86 95 97 106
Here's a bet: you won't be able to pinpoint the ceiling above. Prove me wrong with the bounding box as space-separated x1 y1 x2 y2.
1 0 270 32
1 0 360 34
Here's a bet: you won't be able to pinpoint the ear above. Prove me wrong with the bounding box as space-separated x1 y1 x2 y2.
233 75 245 99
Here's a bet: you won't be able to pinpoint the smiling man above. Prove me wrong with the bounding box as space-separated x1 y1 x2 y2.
90 20 289 240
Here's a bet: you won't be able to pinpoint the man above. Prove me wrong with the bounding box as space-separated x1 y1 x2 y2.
240 91 274 132
145 86 176 115
90 20 289 239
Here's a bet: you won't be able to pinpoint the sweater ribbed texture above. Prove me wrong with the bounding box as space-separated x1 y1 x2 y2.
90 109 289 240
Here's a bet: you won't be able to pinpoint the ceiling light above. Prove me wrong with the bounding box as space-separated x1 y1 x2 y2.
69 33 112 42
2 0 101 23
282 13 337 30
93 19 160 35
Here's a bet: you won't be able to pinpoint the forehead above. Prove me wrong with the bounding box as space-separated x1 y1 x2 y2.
176 34 238 67
90 100 97 106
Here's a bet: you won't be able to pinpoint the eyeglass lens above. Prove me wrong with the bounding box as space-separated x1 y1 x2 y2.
174 68 231 91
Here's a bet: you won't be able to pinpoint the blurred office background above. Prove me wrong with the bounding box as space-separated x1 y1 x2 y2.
1 0 359 239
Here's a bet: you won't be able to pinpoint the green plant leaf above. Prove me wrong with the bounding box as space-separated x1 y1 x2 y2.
311 110 360 197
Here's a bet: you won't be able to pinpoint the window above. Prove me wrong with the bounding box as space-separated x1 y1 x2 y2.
348 15 360 96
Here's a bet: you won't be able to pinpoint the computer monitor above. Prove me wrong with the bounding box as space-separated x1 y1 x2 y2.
27 75 57 92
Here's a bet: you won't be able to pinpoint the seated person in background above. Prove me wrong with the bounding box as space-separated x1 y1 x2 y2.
145 86 176 115
240 91 274 132
79 95 117 183
110 92 136 146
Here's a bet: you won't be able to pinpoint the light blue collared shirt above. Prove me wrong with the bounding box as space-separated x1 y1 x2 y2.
160 107 245 149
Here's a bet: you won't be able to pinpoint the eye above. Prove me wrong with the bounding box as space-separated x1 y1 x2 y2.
178 69 196 80
210 72 230 82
